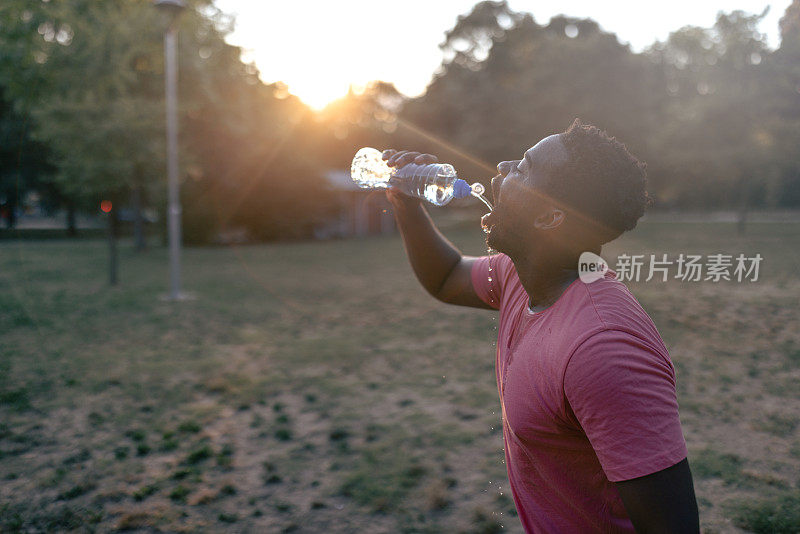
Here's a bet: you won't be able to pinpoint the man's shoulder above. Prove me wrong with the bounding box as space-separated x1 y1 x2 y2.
489 253 516 276
555 273 668 359
580 273 659 332
486 253 524 295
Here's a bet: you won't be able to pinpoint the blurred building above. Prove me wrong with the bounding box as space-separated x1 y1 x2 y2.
317 170 395 239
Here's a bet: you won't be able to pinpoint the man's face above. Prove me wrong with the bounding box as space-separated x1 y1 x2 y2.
481 134 568 256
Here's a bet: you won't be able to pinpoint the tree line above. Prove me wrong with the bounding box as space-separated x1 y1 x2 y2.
399 1 800 213
1 0 798 244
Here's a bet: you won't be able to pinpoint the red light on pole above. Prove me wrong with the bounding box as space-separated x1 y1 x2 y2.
101 200 113 213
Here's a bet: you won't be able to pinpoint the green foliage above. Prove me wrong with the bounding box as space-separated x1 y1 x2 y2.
216 443 234 468
0 387 31 411
63 448 91 465
169 484 190 503
470 508 504 534
401 2 800 210
0 89 54 228
178 420 202 433
3 0 798 242
219 484 237 496
403 7 660 182
756 413 800 438
185 444 213 464
133 483 159 502
690 448 744 485
217 512 238 523
57 481 96 501
732 494 800 534
339 447 429 512
274 428 292 441
125 428 146 442
113 446 129 460
0 1 165 207
0 0 333 242
2 504 103 531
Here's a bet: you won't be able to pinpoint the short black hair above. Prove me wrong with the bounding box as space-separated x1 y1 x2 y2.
543 118 652 243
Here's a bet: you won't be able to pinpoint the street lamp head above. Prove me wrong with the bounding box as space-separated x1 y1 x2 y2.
154 0 187 21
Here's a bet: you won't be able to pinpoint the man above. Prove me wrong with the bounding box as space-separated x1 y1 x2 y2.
383 119 699 533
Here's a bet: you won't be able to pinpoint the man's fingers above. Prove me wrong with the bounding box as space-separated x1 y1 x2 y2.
386 150 410 167
389 151 422 168
414 154 438 164
395 152 422 167
385 150 439 168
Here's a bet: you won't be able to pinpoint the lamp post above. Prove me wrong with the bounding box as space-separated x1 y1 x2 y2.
155 0 188 300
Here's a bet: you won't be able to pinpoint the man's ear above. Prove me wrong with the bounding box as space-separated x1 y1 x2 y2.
534 208 565 230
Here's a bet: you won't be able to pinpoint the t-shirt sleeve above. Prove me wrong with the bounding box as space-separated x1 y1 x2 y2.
563 329 688 482
470 253 514 310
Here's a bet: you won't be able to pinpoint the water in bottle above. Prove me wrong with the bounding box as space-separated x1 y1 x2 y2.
350 147 493 209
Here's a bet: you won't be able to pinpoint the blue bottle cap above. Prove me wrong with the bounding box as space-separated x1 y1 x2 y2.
453 179 472 199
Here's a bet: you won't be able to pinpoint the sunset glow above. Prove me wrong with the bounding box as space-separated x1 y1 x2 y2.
215 0 790 111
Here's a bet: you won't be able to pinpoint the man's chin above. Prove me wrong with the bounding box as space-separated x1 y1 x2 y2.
485 230 504 254
481 212 504 253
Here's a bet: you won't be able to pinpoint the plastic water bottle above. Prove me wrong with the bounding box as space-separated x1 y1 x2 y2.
351 147 483 207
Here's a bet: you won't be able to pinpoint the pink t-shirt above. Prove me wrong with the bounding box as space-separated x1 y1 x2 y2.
471 253 688 533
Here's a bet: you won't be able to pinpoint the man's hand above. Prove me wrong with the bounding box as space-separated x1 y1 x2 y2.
381 149 439 209
381 148 492 310
382 149 438 168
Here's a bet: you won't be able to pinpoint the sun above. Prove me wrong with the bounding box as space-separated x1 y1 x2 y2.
219 1 429 112
285 80 347 112
252 53 354 111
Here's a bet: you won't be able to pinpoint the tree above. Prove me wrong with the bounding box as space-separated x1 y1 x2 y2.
402 5 660 187
1 0 335 250
439 0 523 71
401 2 793 215
646 9 774 226
770 0 800 206
0 0 167 253
0 87 54 229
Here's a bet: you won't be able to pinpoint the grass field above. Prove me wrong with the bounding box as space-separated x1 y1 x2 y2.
1 210 799 533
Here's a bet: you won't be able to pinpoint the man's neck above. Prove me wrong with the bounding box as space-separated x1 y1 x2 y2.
511 252 581 312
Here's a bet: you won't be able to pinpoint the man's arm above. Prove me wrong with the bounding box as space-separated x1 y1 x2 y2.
563 329 698 532
614 458 700 534
384 149 493 310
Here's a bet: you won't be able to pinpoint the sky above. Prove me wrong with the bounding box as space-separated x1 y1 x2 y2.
212 0 792 110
